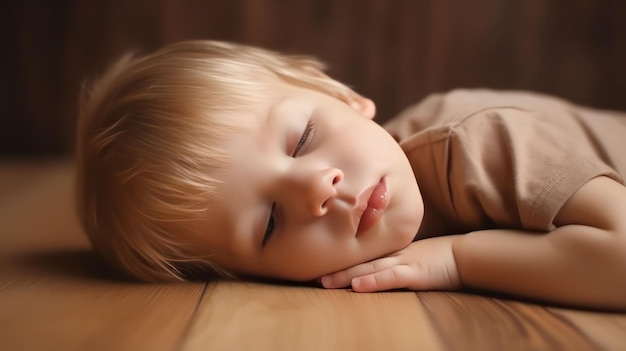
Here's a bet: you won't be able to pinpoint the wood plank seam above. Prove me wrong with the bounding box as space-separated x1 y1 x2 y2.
173 282 211 351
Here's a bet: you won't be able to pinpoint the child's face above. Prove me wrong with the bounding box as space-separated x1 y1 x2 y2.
192 80 424 281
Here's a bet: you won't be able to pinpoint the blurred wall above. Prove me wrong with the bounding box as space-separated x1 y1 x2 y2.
2 0 626 156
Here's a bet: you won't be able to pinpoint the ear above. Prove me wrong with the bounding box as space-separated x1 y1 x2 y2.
307 68 376 119
340 89 376 120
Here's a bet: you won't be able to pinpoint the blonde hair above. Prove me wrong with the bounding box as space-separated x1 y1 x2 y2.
76 40 351 282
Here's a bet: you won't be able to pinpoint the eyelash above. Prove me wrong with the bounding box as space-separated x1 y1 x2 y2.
263 118 316 246
262 203 276 247
292 119 315 157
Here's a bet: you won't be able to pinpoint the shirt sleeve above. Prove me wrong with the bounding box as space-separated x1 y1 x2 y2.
446 106 620 231
389 90 623 233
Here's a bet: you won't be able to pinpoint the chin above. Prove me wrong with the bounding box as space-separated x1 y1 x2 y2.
403 198 424 243
393 228 417 251
394 215 422 247
391 213 422 243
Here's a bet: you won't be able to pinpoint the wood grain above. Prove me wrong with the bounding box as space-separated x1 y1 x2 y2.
181 281 443 351
418 292 599 350
550 307 626 351
0 260 205 351
0 159 205 351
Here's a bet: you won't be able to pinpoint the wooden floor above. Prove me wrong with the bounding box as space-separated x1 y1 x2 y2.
2 159 626 351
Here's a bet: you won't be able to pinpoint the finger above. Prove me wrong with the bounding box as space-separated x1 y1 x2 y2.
321 257 399 289
351 265 415 292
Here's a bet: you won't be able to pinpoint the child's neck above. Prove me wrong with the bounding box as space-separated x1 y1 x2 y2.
415 204 464 240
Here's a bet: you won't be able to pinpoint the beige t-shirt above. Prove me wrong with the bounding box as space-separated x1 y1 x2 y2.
384 89 626 238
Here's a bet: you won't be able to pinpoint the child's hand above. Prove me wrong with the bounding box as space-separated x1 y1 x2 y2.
320 236 462 292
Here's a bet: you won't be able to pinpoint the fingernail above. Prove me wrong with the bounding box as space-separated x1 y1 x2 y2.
351 278 361 290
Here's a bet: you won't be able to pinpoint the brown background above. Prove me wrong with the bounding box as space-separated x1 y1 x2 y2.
2 0 626 156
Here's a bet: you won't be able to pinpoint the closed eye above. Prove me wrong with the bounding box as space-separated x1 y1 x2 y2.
292 119 315 157
262 202 276 247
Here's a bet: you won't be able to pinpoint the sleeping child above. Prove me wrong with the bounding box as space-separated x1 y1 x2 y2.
76 40 626 310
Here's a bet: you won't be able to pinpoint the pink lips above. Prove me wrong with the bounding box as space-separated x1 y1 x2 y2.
356 178 389 236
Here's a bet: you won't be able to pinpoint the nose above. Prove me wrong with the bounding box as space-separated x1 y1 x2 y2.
285 167 343 217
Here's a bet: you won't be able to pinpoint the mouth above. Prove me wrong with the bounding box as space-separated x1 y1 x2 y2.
355 177 389 236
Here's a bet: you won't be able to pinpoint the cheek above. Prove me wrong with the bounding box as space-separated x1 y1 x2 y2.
356 129 396 158
267 241 339 280
281 226 333 255
276 230 346 266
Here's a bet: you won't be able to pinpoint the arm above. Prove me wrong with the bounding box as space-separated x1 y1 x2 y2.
454 176 626 309
322 176 626 310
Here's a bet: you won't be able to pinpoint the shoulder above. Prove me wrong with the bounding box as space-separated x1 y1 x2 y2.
384 89 574 140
